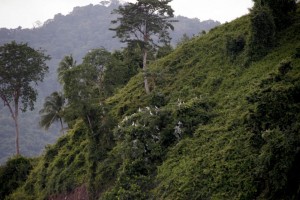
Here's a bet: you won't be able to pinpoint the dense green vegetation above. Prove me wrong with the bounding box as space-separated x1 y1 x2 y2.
0 0 220 164
1 1 300 200
0 1 219 164
111 0 176 93
0 156 33 199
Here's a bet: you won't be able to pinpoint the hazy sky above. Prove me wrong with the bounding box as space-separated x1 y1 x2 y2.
0 0 253 29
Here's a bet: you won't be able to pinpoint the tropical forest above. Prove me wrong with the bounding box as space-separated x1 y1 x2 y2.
0 0 300 199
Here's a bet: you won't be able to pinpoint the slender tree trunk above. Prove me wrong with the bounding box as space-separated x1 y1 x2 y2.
14 114 20 155
1 95 20 155
14 96 20 155
59 117 64 134
143 49 150 94
143 22 150 94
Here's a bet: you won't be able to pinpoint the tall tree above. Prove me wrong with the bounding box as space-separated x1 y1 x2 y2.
39 91 65 132
0 41 50 155
111 0 176 94
83 48 130 98
57 53 104 129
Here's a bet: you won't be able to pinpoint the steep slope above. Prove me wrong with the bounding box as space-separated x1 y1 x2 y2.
0 1 220 165
5 3 300 200
105 9 300 199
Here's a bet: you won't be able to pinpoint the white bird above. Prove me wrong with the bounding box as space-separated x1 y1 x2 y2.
122 116 128 123
177 99 182 106
155 106 159 114
138 107 142 112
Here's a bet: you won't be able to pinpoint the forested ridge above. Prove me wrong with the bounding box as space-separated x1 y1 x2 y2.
1 0 300 199
0 1 220 164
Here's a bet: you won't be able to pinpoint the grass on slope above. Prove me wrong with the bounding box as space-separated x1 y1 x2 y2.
105 6 300 199
6 4 300 200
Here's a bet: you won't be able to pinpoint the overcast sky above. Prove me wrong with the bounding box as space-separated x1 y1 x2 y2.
0 0 254 29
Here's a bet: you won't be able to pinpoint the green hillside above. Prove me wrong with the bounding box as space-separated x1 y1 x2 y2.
2 3 300 200
0 1 220 165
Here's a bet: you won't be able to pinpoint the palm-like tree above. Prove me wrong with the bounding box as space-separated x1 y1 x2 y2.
57 55 76 85
39 91 66 132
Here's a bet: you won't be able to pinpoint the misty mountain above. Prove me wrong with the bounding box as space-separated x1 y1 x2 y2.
0 2 220 62
0 1 220 164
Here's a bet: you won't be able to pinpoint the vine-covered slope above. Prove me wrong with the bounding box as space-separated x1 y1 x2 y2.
4 4 300 200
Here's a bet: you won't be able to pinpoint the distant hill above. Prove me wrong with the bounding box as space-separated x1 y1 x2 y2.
0 3 219 62
0 1 220 164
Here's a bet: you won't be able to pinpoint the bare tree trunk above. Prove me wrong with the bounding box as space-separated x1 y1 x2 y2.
14 97 20 155
59 118 64 134
2 95 21 155
143 49 150 94
14 115 20 155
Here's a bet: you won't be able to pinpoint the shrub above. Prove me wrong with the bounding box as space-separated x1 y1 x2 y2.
226 35 246 59
254 0 297 30
248 4 276 61
245 60 300 199
0 156 33 199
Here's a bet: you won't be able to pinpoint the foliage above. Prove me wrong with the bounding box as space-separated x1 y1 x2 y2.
7 3 300 200
100 96 216 199
5 121 90 200
248 4 276 61
39 91 65 131
57 54 77 85
111 0 177 93
105 5 300 199
57 54 99 128
86 105 117 199
0 41 50 112
83 48 133 98
0 41 50 155
253 0 297 29
174 97 216 135
226 35 246 60
155 130 257 200
102 106 173 199
0 156 33 199
245 59 300 199
0 2 219 164
111 0 176 46
156 44 173 59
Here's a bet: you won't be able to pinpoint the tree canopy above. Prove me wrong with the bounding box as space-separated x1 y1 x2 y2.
39 91 65 132
253 0 297 29
111 0 176 94
0 41 50 155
